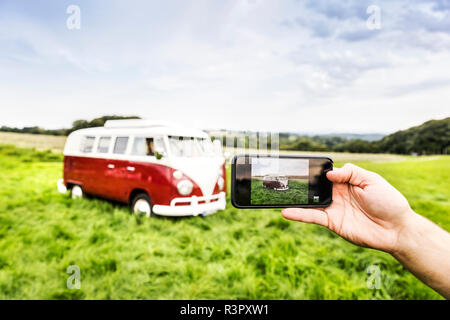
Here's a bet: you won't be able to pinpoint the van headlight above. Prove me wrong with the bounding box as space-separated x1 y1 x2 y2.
177 180 193 196
217 176 225 191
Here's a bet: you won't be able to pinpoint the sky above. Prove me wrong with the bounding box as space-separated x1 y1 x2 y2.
0 0 449 134
251 158 309 176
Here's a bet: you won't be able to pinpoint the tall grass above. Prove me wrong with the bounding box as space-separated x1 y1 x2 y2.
0 145 447 299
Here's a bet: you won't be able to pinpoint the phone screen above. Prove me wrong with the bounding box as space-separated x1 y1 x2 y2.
232 155 333 208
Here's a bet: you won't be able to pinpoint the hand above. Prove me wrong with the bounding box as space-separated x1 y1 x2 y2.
283 163 450 298
282 163 413 253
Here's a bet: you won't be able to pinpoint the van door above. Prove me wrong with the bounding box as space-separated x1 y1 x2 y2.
90 136 115 197
105 136 130 202
77 136 98 194
127 136 157 196
127 136 169 202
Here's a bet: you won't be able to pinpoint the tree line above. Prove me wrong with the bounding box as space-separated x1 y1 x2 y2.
0 116 140 136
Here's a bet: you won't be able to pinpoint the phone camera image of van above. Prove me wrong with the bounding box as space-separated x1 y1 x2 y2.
57 120 227 217
262 174 289 191
231 155 333 208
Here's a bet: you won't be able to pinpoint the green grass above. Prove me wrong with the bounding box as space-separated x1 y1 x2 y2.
251 179 308 205
0 144 448 299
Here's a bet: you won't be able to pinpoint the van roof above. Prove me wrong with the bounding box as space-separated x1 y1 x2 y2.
69 120 209 138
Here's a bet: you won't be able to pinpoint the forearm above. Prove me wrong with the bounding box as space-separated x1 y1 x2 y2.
392 210 450 299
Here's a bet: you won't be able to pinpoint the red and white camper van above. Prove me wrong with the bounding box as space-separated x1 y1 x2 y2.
57 120 226 217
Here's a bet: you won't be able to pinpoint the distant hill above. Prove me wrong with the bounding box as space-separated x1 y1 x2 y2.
376 117 450 155
280 117 449 155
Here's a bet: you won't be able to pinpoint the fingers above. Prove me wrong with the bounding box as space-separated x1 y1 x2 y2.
282 208 329 228
326 163 376 187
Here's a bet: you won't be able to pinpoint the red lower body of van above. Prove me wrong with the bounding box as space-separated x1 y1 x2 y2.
61 156 226 216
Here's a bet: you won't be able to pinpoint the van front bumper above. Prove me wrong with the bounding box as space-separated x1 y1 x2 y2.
152 192 226 216
57 179 67 194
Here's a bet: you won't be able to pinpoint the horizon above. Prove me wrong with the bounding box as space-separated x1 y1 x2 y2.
4 114 448 137
0 114 391 136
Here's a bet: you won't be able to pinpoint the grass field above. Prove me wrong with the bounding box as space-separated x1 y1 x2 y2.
0 143 448 299
251 179 308 205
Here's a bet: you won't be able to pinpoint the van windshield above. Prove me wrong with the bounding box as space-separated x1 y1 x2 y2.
168 136 215 157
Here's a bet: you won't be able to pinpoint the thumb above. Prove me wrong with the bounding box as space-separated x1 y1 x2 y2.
326 163 376 186
282 208 329 228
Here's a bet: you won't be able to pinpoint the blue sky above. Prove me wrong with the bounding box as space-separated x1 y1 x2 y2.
0 0 449 133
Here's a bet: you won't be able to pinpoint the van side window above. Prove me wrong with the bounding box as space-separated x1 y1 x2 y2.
132 137 166 156
81 136 95 153
132 137 154 156
113 137 129 154
154 137 166 154
97 137 111 153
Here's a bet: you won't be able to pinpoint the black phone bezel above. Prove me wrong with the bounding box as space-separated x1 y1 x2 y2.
231 154 333 209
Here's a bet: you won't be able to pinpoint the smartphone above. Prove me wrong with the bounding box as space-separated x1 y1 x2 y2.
231 154 333 208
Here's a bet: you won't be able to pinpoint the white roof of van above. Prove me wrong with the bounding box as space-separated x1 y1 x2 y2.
68 120 209 138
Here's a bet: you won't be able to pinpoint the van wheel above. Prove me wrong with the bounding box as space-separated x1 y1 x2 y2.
131 193 152 218
71 185 84 199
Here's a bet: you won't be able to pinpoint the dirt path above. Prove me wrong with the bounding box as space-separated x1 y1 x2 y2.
0 132 66 152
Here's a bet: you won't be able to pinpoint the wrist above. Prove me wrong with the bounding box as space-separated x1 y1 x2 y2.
391 209 429 259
